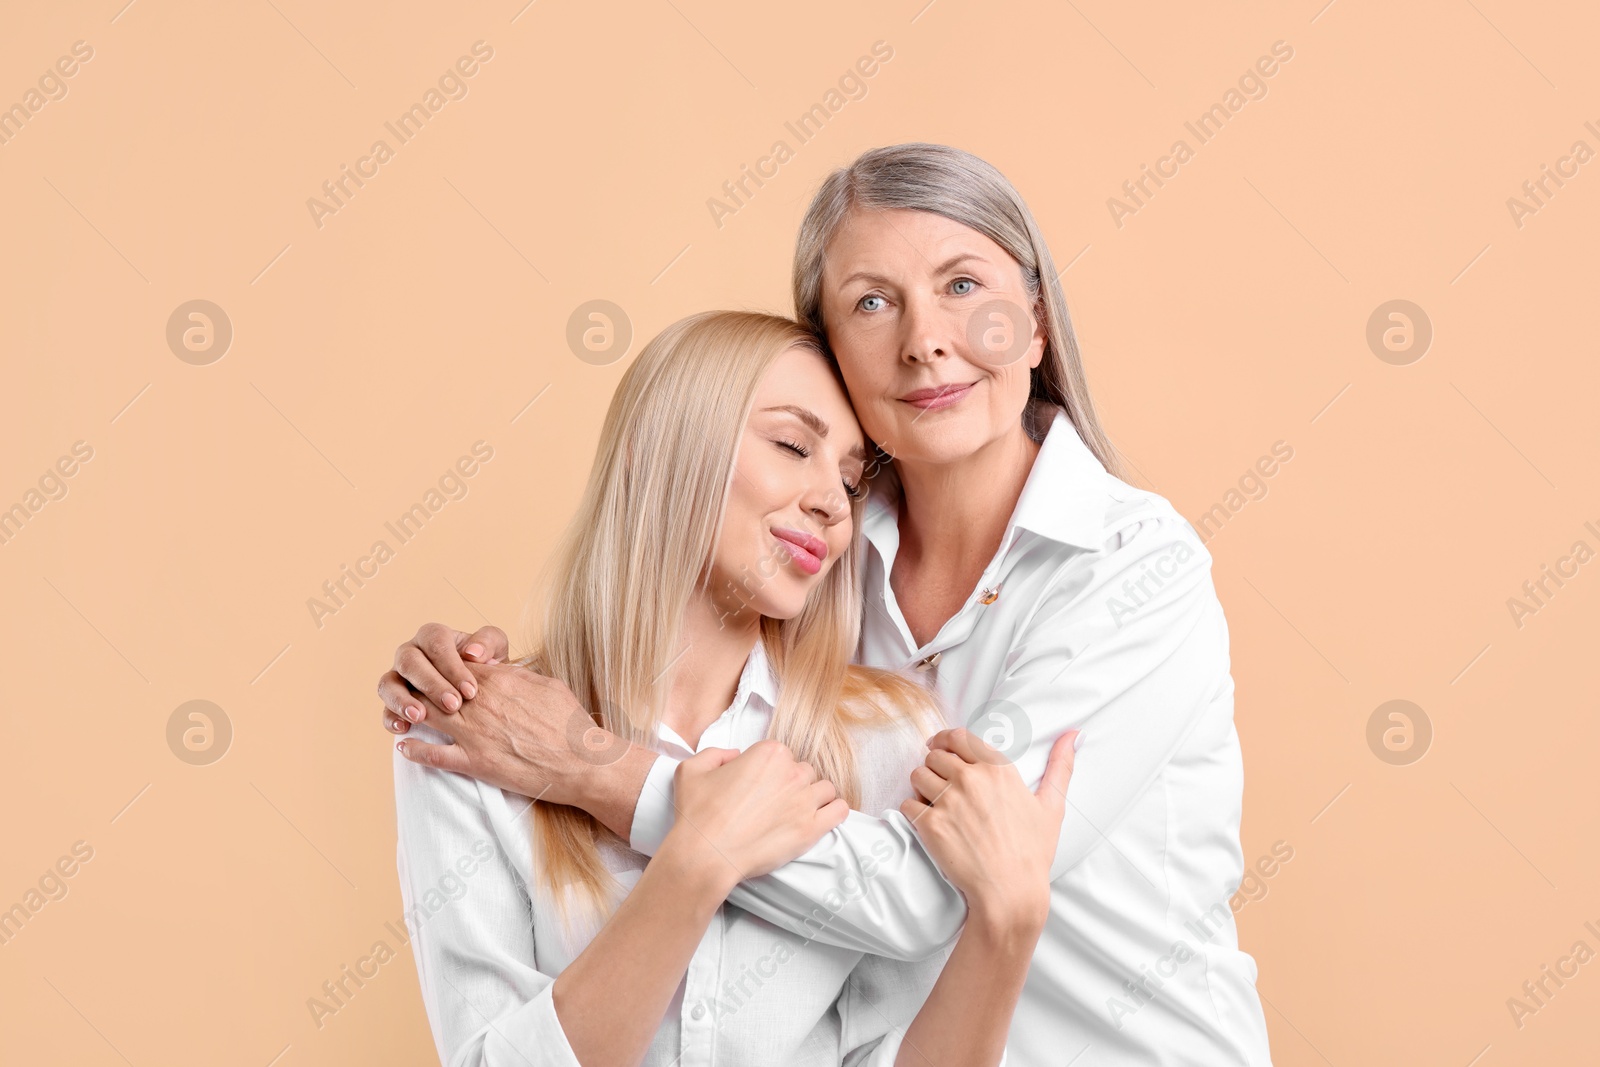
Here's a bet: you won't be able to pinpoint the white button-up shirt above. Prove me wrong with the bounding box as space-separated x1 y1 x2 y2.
394 638 953 1066
632 401 1274 1066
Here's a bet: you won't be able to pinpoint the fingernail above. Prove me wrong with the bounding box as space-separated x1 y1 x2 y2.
395 740 406 754
465 643 485 660
404 706 422 723
460 680 477 700
388 719 404 732
443 692 461 712
1072 731 1084 751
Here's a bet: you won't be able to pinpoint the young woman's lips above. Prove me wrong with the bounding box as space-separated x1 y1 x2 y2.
771 527 827 576
899 381 976 411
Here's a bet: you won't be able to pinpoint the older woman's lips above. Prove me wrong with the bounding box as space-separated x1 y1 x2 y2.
899 382 975 411
771 527 827 575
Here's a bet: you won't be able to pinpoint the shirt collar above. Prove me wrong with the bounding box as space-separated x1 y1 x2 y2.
1010 401 1110 550
738 637 781 710
862 400 1108 556
651 637 779 754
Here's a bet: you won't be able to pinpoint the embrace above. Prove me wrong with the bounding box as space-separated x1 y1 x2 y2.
377 144 1272 1066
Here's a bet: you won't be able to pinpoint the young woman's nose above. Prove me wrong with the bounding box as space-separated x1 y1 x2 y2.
800 471 849 528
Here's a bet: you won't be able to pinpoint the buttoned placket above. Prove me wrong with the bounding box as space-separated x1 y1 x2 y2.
869 403 1092 689
677 909 724 1067
876 520 1027 689
660 654 767 1067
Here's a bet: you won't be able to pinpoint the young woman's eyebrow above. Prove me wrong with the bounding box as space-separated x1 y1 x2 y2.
761 405 867 461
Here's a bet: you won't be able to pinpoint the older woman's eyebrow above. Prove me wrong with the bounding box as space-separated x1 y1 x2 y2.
762 405 868 461
837 268 890 289
931 252 987 276
838 252 987 289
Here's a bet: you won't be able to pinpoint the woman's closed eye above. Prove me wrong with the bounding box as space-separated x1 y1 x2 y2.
777 439 866 500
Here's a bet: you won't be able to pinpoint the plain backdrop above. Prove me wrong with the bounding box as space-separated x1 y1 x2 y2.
1 1 1596 1064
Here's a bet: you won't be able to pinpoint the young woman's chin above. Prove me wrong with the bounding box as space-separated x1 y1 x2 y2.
753 584 822 622
731 566 831 622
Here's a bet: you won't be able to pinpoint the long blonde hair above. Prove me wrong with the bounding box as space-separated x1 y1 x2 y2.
520 310 939 917
791 142 1127 482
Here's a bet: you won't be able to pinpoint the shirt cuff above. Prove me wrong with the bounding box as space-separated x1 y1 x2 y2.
848 1030 905 1067
849 1029 1010 1066
627 752 682 856
475 981 583 1067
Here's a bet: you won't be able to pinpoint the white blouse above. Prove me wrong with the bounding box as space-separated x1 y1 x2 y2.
393 638 954 1066
630 401 1275 1066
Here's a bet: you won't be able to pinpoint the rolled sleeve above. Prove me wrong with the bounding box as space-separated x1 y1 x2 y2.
838 940 952 1066
846 1031 905 1067
730 810 965 960
628 736 965 962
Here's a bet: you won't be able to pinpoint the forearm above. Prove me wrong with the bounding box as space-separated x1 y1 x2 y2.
552 744 656 841
894 905 1044 1067
632 754 966 960
551 830 731 1066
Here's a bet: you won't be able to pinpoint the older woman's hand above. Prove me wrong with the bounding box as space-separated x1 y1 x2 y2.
378 621 510 735
395 658 631 810
900 728 1078 932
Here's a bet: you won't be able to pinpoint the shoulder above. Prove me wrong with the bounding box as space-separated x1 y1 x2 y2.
1053 472 1210 587
1010 474 1221 651
392 726 532 884
392 723 477 805
1090 468 1210 558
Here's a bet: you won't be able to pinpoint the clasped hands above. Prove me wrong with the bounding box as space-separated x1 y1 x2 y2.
381 623 1074 916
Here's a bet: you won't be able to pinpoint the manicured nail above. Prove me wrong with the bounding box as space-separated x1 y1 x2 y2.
1072 731 1084 751
442 692 461 712
465 643 485 660
388 719 403 732
395 740 406 754
460 680 477 700
404 705 422 723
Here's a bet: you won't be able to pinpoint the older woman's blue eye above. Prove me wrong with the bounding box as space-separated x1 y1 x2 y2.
859 294 885 312
951 278 975 295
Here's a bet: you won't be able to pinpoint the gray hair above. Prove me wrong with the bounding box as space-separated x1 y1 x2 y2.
792 143 1125 481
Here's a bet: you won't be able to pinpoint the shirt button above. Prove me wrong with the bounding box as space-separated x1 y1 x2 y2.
690 1003 706 1020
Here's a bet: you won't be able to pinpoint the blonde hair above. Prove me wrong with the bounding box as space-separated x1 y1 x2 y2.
792 142 1127 482
519 310 939 917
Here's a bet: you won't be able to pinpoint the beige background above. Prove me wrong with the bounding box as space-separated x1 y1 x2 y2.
2 0 1596 1063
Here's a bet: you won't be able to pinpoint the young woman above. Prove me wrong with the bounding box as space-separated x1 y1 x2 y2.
385 144 1272 1065
392 309 1075 1065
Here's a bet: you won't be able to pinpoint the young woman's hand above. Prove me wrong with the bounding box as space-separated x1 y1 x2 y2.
899 728 1078 933
663 739 850 893
378 621 510 735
